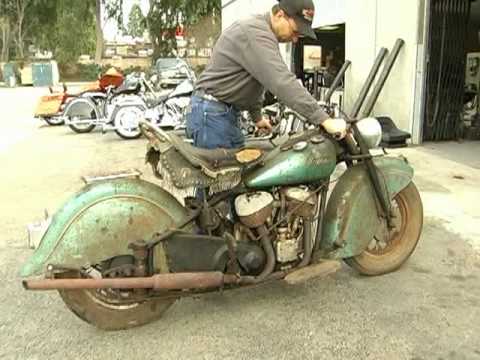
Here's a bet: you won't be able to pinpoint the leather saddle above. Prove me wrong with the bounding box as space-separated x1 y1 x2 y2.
140 122 264 176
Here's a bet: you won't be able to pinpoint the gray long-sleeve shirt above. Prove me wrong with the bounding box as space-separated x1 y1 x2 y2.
195 13 329 124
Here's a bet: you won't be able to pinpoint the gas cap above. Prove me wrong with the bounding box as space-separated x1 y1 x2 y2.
293 141 308 151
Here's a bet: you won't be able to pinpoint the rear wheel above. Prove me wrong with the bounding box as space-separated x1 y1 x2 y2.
345 182 423 276
58 260 175 331
24 178 191 330
65 99 97 133
43 116 64 126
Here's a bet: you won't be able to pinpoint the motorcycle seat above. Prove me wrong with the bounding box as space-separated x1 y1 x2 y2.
113 83 141 95
148 94 169 107
163 131 264 172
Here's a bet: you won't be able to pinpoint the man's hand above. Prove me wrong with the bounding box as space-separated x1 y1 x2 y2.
321 118 347 139
255 117 273 134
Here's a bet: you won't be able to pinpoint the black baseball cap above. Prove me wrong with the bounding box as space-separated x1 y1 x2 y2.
278 0 317 39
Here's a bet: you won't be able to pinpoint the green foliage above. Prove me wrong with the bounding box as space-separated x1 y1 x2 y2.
127 3 146 38
54 0 96 64
0 0 96 63
105 0 221 59
79 63 103 80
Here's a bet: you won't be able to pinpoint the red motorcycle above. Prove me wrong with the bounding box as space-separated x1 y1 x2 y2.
34 68 125 126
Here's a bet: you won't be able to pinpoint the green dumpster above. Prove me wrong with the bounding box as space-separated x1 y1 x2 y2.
32 63 54 87
2 63 17 87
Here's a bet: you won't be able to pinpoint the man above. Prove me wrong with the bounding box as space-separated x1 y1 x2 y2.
186 0 347 149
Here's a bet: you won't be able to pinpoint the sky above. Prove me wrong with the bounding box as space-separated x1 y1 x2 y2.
103 0 150 41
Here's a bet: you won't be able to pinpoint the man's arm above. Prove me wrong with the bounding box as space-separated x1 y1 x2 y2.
248 91 264 122
236 23 329 125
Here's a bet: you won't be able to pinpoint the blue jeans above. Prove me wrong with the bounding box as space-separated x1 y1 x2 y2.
186 95 243 219
186 95 245 149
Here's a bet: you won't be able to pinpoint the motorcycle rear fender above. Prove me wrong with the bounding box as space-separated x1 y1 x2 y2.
20 178 189 277
64 97 101 119
320 156 414 259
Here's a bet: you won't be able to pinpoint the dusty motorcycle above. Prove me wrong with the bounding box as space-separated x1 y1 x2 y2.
20 113 424 330
21 40 422 331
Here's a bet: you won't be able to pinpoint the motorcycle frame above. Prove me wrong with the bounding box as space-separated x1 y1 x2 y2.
144 39 405 266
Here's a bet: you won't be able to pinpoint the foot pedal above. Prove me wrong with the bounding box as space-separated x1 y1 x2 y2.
284 260 341 285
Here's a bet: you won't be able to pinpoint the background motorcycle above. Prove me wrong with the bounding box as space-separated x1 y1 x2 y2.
109 63 197 139
63 73 148 139
34 82 111 126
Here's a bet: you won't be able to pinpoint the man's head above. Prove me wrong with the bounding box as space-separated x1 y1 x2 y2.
271 0 316 43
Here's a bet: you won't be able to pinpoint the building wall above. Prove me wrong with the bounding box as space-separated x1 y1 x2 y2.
345 0 425 140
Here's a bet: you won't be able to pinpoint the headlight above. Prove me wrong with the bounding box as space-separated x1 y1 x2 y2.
356 117 382 149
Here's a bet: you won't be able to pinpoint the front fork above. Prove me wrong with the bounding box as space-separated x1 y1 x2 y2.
343 128 394 229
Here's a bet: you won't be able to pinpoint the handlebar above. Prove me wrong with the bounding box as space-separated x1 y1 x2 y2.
283 109 347 140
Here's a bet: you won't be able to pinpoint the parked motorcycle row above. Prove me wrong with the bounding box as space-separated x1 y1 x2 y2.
34 64 196 140
34 62 321 142
23 40 424 331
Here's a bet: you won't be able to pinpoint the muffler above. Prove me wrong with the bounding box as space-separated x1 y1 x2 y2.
23 272 239 291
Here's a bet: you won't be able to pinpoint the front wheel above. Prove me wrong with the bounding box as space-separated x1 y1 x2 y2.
345 182 423 276
113 105 146 140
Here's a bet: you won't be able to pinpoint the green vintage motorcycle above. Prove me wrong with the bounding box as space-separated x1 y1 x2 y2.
20 112 423 330
21 43 423 331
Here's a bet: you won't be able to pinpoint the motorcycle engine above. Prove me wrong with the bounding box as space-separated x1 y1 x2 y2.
235 192 274 228
235 187 317 265
278 187 317 263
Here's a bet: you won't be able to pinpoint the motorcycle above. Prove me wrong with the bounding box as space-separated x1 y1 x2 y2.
34 84 71 126
119 63 197 135
62 68 132 136
64 64 195 140
21 42 422 331
34 83 105 126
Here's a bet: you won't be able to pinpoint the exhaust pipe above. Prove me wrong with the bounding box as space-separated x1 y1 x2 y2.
350 47 388 118
324 60 351 104
360 39 405 118
23 272 239 291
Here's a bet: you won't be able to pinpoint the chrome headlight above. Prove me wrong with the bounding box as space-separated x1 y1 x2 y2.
356 117 382 149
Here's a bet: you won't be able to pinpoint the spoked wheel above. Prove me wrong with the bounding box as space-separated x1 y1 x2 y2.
58 256 175 331
345 182 423 276
113 105 146 140
65 100 97 133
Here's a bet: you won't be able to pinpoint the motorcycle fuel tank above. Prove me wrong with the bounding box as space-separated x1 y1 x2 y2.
245 135 337 188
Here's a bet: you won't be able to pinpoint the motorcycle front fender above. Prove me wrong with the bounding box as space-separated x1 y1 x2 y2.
20 178 190 277
320 156 414 259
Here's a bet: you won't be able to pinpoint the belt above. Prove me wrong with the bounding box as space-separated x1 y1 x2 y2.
193 89 225 105
193 89 239 113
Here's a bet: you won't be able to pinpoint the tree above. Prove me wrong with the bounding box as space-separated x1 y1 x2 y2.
12 0 31 58
147 0 221 58
105 0 221 59
95 0 103 63
127 3 146 38
0 0 98 64
53 0 96 64
0 0 15 61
